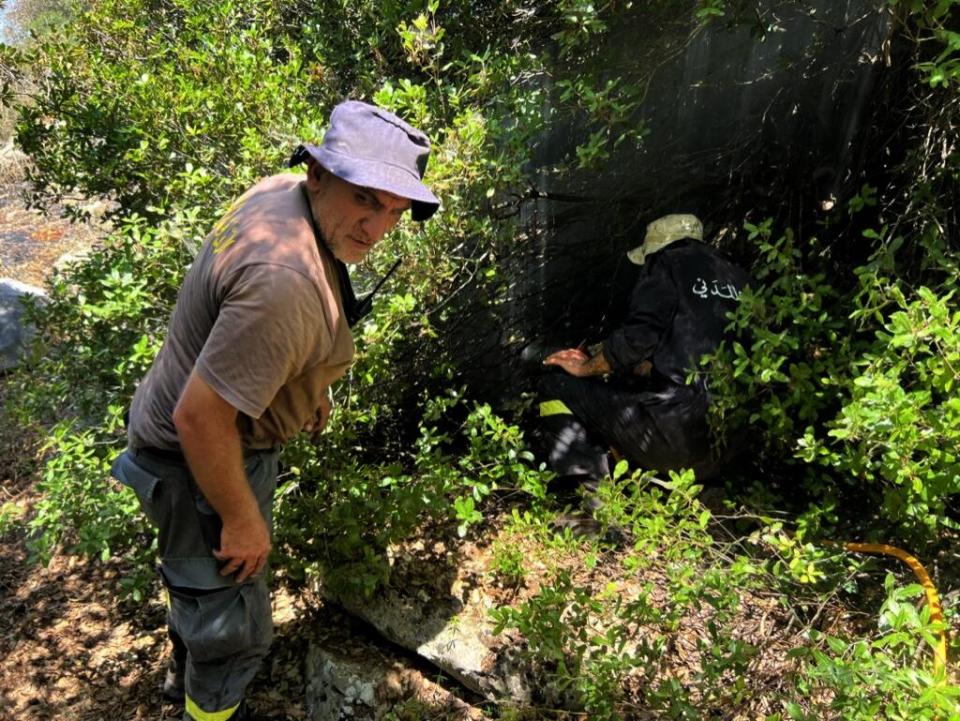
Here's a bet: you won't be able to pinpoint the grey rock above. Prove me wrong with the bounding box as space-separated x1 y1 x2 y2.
0 278 46 371
305 608 487 721
325 585 534 705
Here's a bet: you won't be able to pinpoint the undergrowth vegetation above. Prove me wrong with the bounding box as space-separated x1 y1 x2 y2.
1 0 958 718
490 467 958 720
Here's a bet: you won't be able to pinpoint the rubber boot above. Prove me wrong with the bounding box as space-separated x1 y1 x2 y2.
230 701 289 721
162 628 187 704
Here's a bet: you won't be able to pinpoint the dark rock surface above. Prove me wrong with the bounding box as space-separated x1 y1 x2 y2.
0 278 44 371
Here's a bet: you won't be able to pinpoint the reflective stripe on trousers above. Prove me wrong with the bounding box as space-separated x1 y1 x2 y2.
539 399 573 417
535 372 719 480
186 697 241 721
171 580 273 720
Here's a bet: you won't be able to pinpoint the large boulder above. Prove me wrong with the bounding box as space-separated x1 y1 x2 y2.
326 582 534 705
318 537 550 708
0 278 45 371
305 606 488 721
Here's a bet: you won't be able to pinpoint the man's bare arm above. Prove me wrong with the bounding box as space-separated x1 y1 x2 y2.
172 370 270 583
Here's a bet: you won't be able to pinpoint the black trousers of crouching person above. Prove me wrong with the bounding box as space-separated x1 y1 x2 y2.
111 447 279 721
536 373 722 484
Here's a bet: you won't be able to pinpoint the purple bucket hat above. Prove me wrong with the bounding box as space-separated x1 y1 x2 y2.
289 100 440 222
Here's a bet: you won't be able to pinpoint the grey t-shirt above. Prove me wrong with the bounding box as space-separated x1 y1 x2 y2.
128 173 355 450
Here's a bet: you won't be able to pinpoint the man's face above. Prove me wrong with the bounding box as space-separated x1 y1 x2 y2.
306 162 411 264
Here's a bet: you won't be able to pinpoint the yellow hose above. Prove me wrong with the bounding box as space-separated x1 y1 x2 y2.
842 542 947 675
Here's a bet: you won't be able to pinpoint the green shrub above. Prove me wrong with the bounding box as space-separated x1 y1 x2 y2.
781 574 959 720
801 284 960 533
7 0 322 222
275 390 549 597
695 4 960 542
704 215 960 540
492 473 959 720
26 421 152 573
7 212 192 426
696 0 960 542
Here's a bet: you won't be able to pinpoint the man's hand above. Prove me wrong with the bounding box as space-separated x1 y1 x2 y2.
174 370 272 584
544 348 591 376
634 360 653 377
545 347 614 377
215 511 272 583
302 391 332 441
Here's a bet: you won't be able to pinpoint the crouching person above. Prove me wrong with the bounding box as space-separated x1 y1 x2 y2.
536 214 750 529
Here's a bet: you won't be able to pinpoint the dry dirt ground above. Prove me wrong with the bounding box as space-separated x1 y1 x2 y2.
0 149 103 287
0 500 315 721
0 391 316 720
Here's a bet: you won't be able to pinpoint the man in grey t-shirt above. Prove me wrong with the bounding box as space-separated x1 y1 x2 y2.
112 101 439 721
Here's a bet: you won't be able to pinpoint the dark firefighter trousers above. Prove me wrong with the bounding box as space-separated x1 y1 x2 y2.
111 447 280 721
536 373 723 482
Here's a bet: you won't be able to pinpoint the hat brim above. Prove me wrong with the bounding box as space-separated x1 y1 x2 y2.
300 143 440 222
626 245 646 265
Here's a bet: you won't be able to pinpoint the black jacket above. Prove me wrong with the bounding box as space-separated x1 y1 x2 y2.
602 238 750 390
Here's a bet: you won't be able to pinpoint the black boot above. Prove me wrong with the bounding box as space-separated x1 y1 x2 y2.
161 629 187 704
230 701 289 721
551 477 628 545
161 657 185 704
